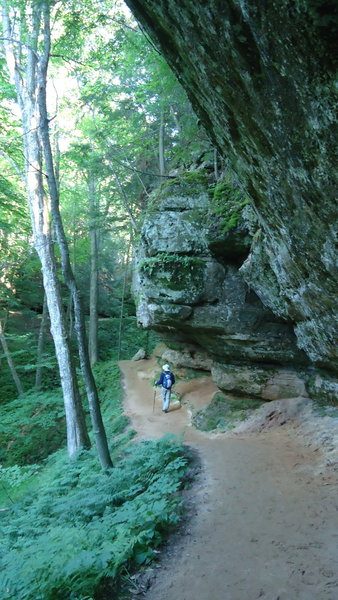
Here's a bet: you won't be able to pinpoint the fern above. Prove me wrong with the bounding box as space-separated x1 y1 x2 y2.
0 389 66 466
0 436 188 600
0 360 189 599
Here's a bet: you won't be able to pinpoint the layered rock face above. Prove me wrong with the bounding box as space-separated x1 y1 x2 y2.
126 0 337 397
134 177 314 400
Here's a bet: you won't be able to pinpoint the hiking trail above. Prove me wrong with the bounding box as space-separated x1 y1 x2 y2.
119 357 338 600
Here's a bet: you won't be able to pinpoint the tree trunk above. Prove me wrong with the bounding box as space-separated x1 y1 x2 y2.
35 293 48 389
170 105 181 134
113 173 139 233
2 0 90 457
67 199 77 338
88 176 99 366
36 5 113 469
159 109 165 176
117 243 131 361
36 236 90 453
0 319 24 396
66 294 74 337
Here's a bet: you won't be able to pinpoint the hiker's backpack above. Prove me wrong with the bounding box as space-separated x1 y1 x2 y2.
163 372 173 389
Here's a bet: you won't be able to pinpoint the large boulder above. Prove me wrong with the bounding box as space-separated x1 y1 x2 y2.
133 175 320 399
212 363 308 400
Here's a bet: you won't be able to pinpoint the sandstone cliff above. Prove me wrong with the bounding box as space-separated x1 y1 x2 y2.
127 0 337 402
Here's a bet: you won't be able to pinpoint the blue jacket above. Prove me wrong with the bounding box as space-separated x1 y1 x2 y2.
156 371 175 387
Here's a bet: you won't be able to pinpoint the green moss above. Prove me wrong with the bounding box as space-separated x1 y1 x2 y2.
209 174 250 232
164 340 187 352
140 253 204 293
193 392 262 432
139 252 204 289
150 170 208 205
164 170 208 188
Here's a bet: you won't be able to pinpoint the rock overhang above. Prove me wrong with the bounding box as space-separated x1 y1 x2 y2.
126 0 338 384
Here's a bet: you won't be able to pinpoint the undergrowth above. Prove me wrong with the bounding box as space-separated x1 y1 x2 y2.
0 359 131 470
0 310 60 403
0 389 66 466
98 316 160 361
0 436 188 600
0 357 189 600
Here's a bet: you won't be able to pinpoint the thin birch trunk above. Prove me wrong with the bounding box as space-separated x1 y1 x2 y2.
159 109 165 176
88 176 98 366
37 4 112 469
68 198 77 338
170 105 181 134
113 173 139 233
35 293 48 389
66 294 74 337
117 243 131 361
2 0 90 457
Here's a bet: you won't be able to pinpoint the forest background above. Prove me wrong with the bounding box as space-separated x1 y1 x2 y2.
0 1 214 598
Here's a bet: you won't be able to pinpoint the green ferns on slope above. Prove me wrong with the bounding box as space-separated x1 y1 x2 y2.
0 359 189 600
0 389 66 466
0 437 188 600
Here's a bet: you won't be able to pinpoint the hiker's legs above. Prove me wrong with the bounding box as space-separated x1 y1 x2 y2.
161 388 171 412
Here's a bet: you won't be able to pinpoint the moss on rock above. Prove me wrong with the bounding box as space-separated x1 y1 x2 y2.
193 392 262 432
209 174 250 232
151 170 209 207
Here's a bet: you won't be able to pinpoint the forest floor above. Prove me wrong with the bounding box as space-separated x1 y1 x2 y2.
119 357 338 600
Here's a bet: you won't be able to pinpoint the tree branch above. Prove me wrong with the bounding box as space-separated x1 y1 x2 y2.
0 37 39 59
50 54 88 67
0 149 24 180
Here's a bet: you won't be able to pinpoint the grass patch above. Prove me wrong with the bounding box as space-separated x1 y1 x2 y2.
193 392 262 432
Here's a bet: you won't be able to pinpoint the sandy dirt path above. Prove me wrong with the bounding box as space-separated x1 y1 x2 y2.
119 358 338 600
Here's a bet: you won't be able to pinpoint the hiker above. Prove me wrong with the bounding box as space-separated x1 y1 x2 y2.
155 364 175 413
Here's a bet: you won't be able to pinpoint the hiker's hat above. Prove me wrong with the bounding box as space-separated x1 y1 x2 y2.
162 364 170 371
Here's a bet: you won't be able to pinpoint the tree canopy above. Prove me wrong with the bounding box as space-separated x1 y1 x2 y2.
0 0 211 455
0 0 208 323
